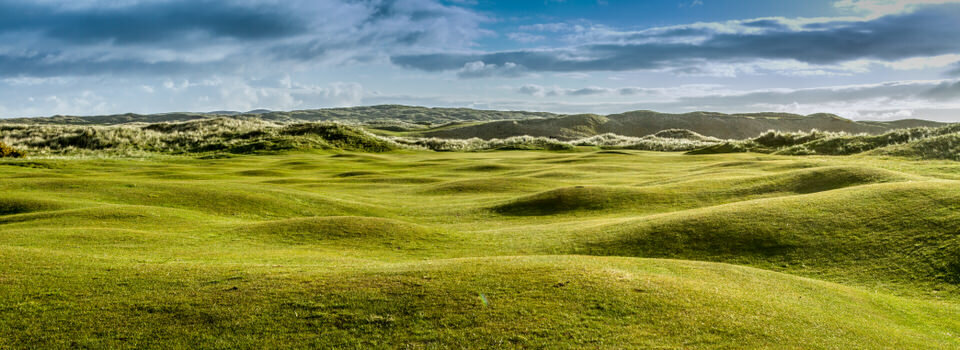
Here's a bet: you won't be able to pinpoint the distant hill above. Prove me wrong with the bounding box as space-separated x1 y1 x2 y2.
420 111 947 140
1 105 945 140
0 105 557 126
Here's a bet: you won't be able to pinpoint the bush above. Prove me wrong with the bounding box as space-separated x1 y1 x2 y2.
752 129 843 148
0 141 25 158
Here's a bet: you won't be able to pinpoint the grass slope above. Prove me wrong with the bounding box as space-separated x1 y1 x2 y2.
1 150 959 348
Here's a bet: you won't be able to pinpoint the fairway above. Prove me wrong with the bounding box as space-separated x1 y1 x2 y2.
2 149 960 348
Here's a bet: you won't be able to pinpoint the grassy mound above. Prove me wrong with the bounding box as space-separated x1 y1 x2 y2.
579 181 960 288
1 179 378 219
492 186 647 215
730 165 916 194
455 164 517 172
870 133 960 161
0 205 207 229
233 170 287 177
5 255 958 349
421 178 544 194
686 142 752 154
0 195 67 216
495 166 912 216
237 216 441 246
333 171 382 178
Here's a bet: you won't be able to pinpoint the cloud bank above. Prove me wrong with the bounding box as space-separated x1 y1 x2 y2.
393 5 960 75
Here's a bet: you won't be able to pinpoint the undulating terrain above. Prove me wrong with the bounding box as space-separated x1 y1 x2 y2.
1 148 960 348
1 109 960 348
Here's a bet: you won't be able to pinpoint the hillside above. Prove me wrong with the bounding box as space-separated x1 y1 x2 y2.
0 105 557 126
421 110 946 140
688 123 960 161
2 107 945 142
2 150 960 348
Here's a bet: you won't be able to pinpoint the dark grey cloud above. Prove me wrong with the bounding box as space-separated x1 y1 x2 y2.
922 80 960 100
0 0 487 78
456 61 529 79
0 0 304 45
392 4 960 73
513 80 960 111
567 87 609 96
678 82 928 107
740 19 789 30
0 52 211 78
948 62 960 77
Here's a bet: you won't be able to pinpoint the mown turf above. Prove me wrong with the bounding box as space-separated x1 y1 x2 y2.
1 150 959 348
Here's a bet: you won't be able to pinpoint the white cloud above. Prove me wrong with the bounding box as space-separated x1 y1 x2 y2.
879 54 960 70
507 32 546 43
554 72 591 79
834 0 960 17
457 61 530 79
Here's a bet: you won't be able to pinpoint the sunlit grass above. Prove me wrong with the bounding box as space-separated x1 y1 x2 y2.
1 149 959 348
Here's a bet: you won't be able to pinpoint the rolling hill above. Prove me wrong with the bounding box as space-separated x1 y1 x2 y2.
420 110 946 140
1 106 944 142
2 150 960 348
0 105 557 126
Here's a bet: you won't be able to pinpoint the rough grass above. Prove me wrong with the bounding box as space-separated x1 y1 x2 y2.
492 165 914 216
421 178 544 194
0 118 399 155
685 124 960 161
237 216 443 247
579 181 960 289
870 133 960 161
1 150 959 348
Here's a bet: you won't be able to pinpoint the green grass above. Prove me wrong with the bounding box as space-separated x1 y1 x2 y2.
1 150 960 348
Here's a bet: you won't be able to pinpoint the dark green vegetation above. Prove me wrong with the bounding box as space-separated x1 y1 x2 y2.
414 110 944 140
1 105 556 126
1 105 943 140
0 141 25 158
8 113 956 158
0 119 399 156
0 118 718 155
697 124 960 161
2 149 960 348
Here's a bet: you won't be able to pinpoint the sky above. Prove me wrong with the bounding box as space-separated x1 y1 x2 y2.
2 0 960 121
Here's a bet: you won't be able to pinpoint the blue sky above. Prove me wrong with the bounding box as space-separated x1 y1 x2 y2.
1 0 960 121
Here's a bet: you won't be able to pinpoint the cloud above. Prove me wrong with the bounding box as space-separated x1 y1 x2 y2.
457 61 529 78
921 80 960 100
948 62 960 76
507 32 546 43
554 72 591 79
392 4 960 75
834 0 960 17
0 0 304 45
0 0 488 78
678 0 704 8
507 79 960 118
567 87 610 96
0 74 367 117
517 84 550 97
515 84 665 97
